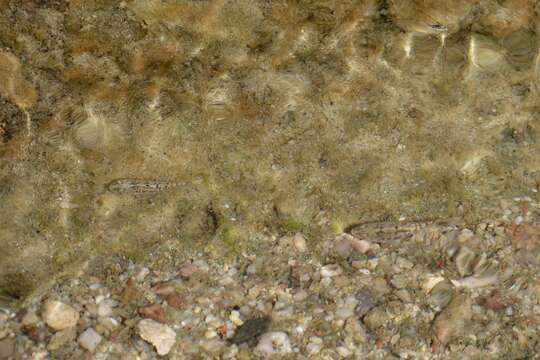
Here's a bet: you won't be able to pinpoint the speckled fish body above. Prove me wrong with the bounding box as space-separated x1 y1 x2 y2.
106 178 175 195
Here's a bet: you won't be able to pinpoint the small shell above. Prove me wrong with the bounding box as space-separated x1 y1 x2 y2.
440 32 468 75
72 107 124 151
421 275 446 293
455 246 476 277
469 34 506 72
404 34 440 75
428 280 455 310
320 264 343 278
503 30 537 70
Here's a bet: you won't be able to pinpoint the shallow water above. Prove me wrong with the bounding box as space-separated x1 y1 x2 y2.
1 0 539 304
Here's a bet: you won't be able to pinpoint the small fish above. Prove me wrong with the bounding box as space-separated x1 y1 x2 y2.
106 178 177 195
348 220 438 242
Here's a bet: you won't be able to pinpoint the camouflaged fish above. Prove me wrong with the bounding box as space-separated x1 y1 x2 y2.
347 219 444 243
106 178 179 195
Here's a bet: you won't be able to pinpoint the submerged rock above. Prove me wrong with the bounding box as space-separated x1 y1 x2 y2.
137 319 176 356
254 332 292 358
0 338 15 359
355 287 376 317
47 328 76 351
432 294 472 345
230 316 271 345
42 300 79 331
78 328 102 352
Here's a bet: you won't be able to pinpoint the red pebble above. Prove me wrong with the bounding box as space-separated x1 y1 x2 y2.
22 325 40 341
138 304 167 323
166 294 183 309
479 290 506 311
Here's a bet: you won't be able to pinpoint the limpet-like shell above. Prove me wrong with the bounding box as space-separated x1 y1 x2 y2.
404 34 440 74
455 246 476 277
441 35 468 75
502 30 537 70
470 34 506 72
428 280 454 309
72 106 124 151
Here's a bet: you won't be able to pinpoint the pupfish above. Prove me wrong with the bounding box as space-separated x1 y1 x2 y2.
106 178 178 195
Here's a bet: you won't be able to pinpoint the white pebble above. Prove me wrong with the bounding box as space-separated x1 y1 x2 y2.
97 300 114 318
229 310 243 326
306 337 322 355
78 328 102 352
337 346 352 357
137 319 176 356
320 264 343 277
255 332 292 358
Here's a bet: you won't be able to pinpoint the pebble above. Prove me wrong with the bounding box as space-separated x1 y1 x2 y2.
179 262 199 278
320 264 343 277
42 300 80 331
355 287 376 317
293 233 307 252
230 316 271 345
306 340 322 355
21 311 39 326
47 328 76 351
254 332 292 358
0 338 15 359
78 328 102 352
138 304 167 323
336 296 358 319
331 233 372 258
337 346 352 357
432 294 472 345
135 267 150 281
229 310 243 326
166 294 183 308
137 319 177 356
97 300 115 317
152 281 177 296
344 318 368 343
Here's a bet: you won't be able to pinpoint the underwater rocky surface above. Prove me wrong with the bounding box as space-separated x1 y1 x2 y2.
0 0 540 358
